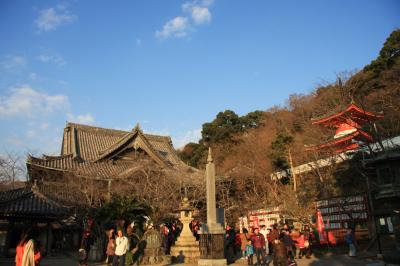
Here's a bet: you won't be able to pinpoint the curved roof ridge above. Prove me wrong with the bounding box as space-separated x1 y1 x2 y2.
42 154 74 160
311 103 384 124
0 187 31 203
94 131 136 162
136 131 169 166
96 131 135 155
67 122 128 135
0 185 70 218
143 133 171 141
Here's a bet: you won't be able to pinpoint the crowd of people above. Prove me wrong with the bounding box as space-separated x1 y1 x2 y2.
101 221 319 266
13 219 356 266
225 223 315 266
103 220 185 266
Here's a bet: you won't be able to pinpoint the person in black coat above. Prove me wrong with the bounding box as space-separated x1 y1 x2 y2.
225 225 236 263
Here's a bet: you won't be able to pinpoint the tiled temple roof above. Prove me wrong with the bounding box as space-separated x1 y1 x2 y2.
60 122 182 165
27 122 197 180
311 104 384 127
0 186 70 220
28 154 142 179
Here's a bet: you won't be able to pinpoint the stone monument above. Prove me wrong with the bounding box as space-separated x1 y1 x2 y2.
139 227 171 265
198 148 227 266
170 197 200 263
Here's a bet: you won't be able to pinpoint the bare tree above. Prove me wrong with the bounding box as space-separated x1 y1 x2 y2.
0 151 26 190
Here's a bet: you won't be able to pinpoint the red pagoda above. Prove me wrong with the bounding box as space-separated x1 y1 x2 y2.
308 104 384 153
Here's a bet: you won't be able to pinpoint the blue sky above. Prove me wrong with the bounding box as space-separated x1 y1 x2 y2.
0 0 399 156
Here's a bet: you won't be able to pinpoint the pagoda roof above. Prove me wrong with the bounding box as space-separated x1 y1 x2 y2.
27 122 199 180
0 185 70 220
311 104 384 128
306 129 373 153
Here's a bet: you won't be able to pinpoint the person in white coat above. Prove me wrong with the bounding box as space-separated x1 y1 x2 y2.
113 229 129 266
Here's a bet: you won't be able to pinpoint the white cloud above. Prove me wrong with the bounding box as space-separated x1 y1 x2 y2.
156 0 214 39
35 6 77 32
37 54 66 66
0 85 69 118
67 113 95 124
182 0 212 24
156 16 189 39
29 73 38 80
1 55 27 70
172 128 201 149
191 6 211 24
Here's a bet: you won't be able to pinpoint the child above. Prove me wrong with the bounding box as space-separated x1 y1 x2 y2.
245 240 254 265
295 232 305 259
345 229 356 257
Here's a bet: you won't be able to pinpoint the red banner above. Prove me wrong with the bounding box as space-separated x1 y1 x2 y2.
316 210 328 244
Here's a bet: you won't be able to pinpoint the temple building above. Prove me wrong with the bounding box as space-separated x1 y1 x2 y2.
0 182 72 257
363 149 400 250
0 122 201 257
28 122 196 177
26 122 200 203
308 103 384 153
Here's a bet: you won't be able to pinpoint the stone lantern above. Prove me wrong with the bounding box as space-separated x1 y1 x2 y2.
170 197 200 263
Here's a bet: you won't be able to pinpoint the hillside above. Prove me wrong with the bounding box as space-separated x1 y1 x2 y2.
179 29 400 178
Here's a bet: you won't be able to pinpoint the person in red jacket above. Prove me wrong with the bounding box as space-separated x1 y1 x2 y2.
250 228 266 266
15 229 41 266
295 232 305 259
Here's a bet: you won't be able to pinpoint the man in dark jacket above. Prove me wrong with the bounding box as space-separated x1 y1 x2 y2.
269 224 280 255
225 225 236 263
282 230 294 260
272 233 287 266
251 228 266 266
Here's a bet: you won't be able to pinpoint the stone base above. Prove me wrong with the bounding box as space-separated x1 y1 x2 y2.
140 254 171 265
200 223 225 234
198 258 227 266
171 245 200 263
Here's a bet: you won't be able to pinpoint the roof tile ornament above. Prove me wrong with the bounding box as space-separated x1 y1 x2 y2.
133 123 141 132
